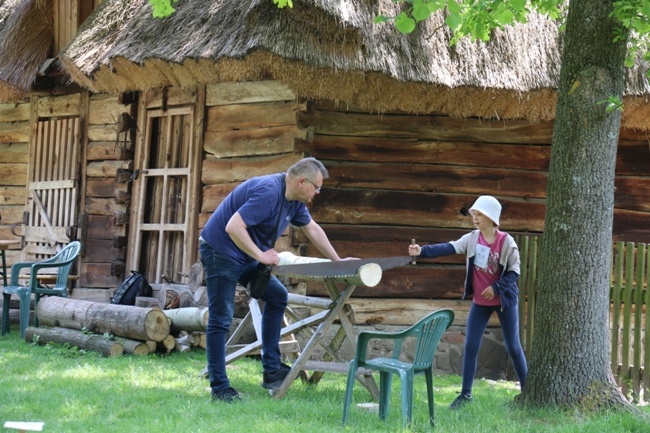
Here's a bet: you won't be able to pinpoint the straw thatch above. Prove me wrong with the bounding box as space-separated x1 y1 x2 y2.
0 0 52 102
59 0 650 126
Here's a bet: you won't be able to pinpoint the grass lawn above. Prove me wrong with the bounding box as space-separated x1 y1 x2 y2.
1 326 649 433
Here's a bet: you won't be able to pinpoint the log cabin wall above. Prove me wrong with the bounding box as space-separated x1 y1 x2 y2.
0 100 30 267
0 0 123 298
81 93 135 291
291 100 650 317
198 81 308 246
0 93 132 299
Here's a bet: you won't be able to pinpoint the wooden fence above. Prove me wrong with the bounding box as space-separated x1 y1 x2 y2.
515 236 649 403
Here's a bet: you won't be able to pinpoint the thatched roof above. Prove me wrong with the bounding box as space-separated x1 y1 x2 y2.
0 0 51 102
60 0 650 127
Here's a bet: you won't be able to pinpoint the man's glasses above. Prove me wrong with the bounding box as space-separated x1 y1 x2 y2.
304 177 322 193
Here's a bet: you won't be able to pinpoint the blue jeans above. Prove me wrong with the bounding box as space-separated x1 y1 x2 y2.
461 303 528 393
200 241 288 392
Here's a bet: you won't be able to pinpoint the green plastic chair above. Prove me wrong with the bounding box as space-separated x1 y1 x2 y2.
342 308 454 427
2 241 81 338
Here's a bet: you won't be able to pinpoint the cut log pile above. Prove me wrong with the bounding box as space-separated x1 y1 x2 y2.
26 291 209 357
19 256 351 358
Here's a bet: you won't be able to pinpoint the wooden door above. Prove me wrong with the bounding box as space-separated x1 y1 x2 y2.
23 116 81 260
127 98 201 285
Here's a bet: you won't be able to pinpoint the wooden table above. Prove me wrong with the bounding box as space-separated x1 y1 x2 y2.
0 240 20 287
226 257 410 400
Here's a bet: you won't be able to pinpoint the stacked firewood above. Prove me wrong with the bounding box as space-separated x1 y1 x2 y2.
26 284 209 357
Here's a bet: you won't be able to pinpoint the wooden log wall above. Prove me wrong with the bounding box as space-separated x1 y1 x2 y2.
291 100 650 301
0 100 29 268
82 93 134 289
198 80 308 248
0 92 132 299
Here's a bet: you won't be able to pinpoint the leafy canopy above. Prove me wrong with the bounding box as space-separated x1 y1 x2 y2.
375 0 562 42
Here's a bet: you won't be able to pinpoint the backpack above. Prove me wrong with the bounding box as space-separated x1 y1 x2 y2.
111 271 153 305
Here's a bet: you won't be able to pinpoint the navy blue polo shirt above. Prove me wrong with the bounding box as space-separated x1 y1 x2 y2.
200 173 312 264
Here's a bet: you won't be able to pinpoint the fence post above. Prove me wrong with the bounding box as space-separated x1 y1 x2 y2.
610 241 624 384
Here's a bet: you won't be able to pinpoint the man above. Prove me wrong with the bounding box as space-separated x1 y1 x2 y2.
200 157 353 402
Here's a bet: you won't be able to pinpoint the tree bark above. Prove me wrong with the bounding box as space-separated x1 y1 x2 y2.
25 326 124 357
523 0 629 409
36 296 170 342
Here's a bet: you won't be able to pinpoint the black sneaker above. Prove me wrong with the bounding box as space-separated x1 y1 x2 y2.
261 363 291 389
449 393 472 409
211 386 241 403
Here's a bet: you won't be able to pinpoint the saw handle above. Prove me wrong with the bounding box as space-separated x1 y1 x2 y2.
410 238 416 265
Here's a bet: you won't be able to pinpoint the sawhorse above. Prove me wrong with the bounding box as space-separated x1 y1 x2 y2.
225 260 387 400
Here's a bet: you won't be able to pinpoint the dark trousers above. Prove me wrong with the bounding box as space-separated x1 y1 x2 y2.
200 241 288 392
461 303 528 393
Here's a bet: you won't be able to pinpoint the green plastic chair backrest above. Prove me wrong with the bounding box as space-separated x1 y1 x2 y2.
36 241 81 290
411 309 454 371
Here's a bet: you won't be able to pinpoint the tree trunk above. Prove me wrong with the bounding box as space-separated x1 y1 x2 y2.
25 326 124 357
523 0 629 408
36 296 170 342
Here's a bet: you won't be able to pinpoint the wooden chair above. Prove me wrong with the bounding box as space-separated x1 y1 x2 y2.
2 241 81 338
342 308 454 428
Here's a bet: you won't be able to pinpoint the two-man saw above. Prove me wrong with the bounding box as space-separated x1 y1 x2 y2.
271 256 412 280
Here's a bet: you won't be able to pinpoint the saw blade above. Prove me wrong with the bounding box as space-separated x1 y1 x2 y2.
271 256 412 278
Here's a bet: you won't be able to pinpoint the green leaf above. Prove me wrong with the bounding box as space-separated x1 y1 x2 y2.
149 0 175 19
396 12 417 33
597 96 624 114
445 12 462 30
511 0 527 12
447 0 462 14
427 0 446 13
273 0 293 8
412 0 432 21
643 3 650 17
495 8 515 25
374 15 393 24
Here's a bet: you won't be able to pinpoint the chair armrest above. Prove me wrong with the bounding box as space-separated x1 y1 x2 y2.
358 326 419 343
34 255 58 265
30 260 76 289
29 263 66 286
356 325 421 362
355 329 413 363
9 262 37 286
32 261 70 272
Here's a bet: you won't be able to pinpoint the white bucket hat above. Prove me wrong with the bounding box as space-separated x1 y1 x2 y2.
469 195 502 226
